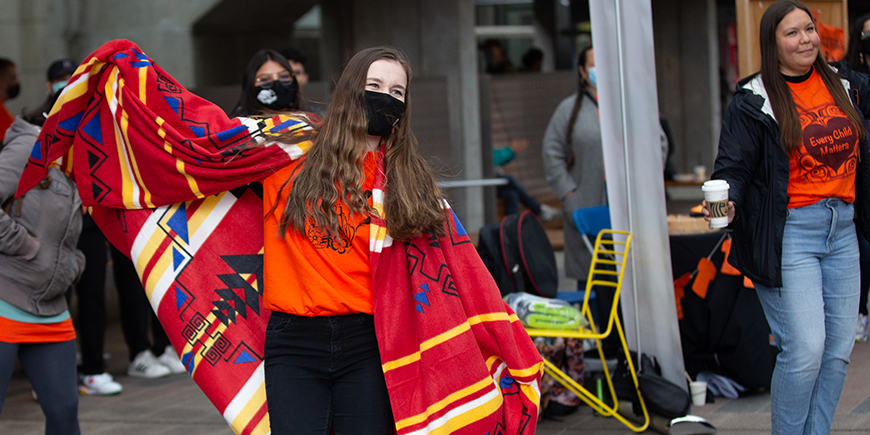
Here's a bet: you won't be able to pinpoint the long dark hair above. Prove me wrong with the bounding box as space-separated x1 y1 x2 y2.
760 0 866 151
564 46 594 170
843 14 870 75
230 49 300 117
275 47 445 242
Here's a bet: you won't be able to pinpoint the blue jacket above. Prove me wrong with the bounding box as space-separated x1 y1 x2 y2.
711 62 870 288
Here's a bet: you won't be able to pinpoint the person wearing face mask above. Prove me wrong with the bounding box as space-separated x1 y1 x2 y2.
22 59 76 127
541 46 603 294
259 46 417 433
259 46 542 434
230 49 300 118
542 46 667 290
842 13 870 343
0 59 20 142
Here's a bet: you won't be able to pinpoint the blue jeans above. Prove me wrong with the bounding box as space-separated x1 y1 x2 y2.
754 198 859 435
264 311 393 434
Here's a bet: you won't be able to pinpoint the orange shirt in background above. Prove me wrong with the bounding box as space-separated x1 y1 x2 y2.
786 68 859 208
262 152 378 316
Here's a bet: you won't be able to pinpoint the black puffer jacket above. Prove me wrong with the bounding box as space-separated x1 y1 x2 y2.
711 62 870 288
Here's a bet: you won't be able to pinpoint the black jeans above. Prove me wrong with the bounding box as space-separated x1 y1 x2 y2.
0 340 80 435
264 311 393 434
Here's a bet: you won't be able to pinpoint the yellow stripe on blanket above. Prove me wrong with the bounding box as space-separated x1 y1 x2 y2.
230 381 268 433
118 76 154 208
382 322 472 373
156 117 205 199
403 383 504 435
394 377 493 430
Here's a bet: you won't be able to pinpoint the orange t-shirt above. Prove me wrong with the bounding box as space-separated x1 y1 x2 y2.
0 317 76 343
786 69 859 208
262 152 378 316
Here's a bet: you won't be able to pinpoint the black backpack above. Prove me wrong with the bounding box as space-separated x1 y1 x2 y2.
477 211 558 298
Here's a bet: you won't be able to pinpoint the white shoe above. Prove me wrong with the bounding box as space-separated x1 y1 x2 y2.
128 350 171 379
79 373 123 395
857 313 869 343
539 204 561 222
156 346 187 374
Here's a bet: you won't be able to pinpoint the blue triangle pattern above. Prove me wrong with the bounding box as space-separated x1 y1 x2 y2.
189 125 205 138
451 211 467 236
216 125 247 142
30 141 42 160
58 111 84 132
82 113 102 144
173 247 184 271
175 286 188 310
182 352 194 373
167 203 189 243
234 350 257 364
414 291 430 306
164 96 180 114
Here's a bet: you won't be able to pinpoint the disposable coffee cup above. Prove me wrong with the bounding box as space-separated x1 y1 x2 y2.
689 380 708 407
701 180 730 228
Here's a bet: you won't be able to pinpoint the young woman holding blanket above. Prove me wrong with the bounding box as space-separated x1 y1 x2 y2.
703 1 870 433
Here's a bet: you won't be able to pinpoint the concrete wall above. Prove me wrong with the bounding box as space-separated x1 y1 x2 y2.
653 0 721 176
0 0 220 118
321 0 485 229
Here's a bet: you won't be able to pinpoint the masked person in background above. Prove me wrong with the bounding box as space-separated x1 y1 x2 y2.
230 49 300 117
23 59 76 127
0 59 20 141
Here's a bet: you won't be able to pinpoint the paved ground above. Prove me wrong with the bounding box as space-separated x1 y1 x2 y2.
2 315 869 434
3 242 870 433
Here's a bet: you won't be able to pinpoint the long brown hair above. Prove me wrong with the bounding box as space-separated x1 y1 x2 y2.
760 0 866 152
565 46 594 170
275 47 445 242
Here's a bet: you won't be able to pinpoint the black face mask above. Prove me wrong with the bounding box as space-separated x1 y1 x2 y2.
861 38 870 56
6 83 20 100
364 90 405 137
254 80 298 111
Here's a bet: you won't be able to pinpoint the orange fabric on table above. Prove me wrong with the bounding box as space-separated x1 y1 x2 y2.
673 272 692 320
262 152 378 317
691 257 716 299
786 68 858 208
0 316 76 343
719 238 741 276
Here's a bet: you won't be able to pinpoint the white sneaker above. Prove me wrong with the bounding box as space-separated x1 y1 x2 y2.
128 350 171 379
857 314 869 343
156 346 187 374
79 373 123 395
539 204 561 222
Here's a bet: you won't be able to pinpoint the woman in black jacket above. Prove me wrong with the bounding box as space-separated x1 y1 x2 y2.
705 1 870 434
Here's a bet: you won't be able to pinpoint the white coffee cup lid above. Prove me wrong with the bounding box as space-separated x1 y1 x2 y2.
701 179 729 191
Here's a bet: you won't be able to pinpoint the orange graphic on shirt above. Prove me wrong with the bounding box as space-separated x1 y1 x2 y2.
786 70 858 208
796 103 857 182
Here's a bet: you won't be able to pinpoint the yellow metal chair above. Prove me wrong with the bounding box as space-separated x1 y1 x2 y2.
525 229 649 432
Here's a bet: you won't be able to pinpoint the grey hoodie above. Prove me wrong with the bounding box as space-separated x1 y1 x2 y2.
0 117 84 316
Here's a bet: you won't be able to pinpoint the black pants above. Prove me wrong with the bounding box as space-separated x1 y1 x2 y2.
264 312 393 434
75 220 170 374
0 340 80 435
